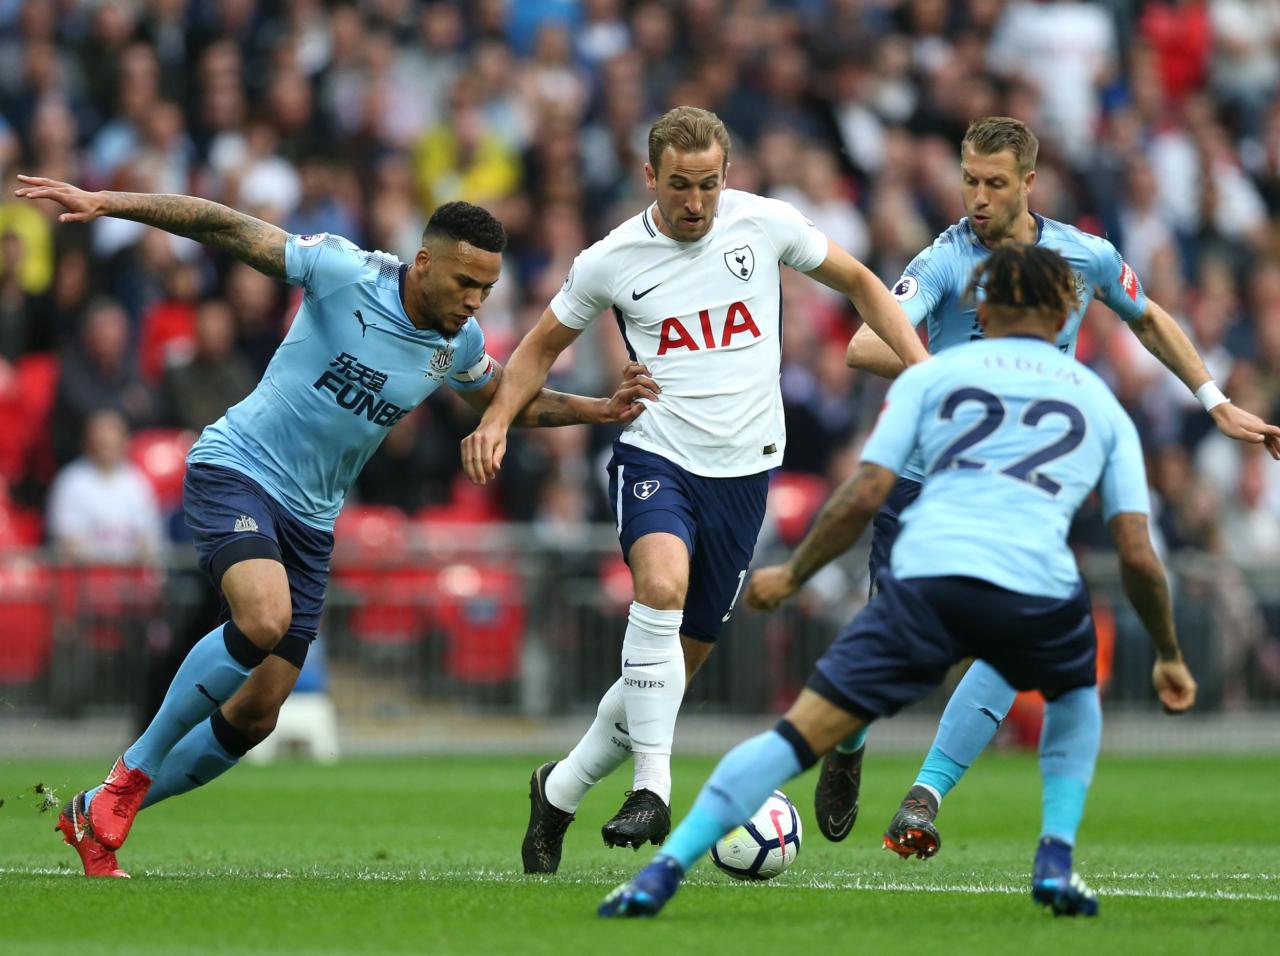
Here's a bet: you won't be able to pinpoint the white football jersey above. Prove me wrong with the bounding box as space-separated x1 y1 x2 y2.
550 189 828 477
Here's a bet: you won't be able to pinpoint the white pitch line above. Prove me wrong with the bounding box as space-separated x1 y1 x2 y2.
3 865 1278 902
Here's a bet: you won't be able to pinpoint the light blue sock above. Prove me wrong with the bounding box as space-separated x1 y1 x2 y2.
658 730 804 872
1038 687 1101 846
121 623 265 778
836 727 867 755
139 717 241 810
915 660 1017 798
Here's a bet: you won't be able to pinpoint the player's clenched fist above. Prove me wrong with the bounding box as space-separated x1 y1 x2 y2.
1152 657 1197 715
461 423 507 485
745 565 799 611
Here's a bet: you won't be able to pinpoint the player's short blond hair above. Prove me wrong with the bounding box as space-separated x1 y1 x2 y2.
648 106 731 174
962 117 1039 175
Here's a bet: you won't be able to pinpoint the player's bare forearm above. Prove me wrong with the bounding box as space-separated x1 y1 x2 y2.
1109 513 1181 662
511 389 603 427
808 245 926 369
786 462 896 584
106 192 287 278
1129 301 1210 393
846 323 909 379
478 310 576 430
848 269 928 369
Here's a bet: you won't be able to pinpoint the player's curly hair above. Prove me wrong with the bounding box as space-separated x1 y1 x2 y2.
423 201 507 253
967 244 1079 322
648 106 731 172
962 116 1039 174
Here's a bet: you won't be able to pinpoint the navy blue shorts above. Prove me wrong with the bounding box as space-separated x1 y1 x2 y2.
809 572 1097 721
183 463 333 663
607 442 769 643
868 477 921 598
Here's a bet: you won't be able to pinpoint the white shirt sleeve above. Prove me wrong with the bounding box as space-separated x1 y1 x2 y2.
759 197 829 273
548 242 616 330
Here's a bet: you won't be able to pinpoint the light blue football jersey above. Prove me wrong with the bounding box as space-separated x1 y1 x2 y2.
861 336 1149 599
890 215 1148 481
189 233 494 530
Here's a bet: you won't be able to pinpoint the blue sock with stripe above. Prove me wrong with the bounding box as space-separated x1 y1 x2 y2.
657 724 817 872
915 660 1017 799
138 710 253 810
1038 687 1101 846
121 623 265 778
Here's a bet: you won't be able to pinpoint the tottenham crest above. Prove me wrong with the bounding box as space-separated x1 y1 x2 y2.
724 246 755 281
426 346 454 380
633 479 661 500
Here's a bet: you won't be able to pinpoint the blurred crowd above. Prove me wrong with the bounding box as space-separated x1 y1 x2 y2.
1 0 1280 696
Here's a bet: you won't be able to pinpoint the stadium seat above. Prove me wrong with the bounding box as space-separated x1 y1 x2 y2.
0 560 55 683
14 354 60 485
128 429 197 511
331 505 432 651
768 471 830 546
432 561 525 685
0 501 43 548
138 301 197 383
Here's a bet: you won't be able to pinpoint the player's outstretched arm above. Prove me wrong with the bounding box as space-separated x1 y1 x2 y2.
806 242 928 369
1129 299 1280 459
845 322 910 378
14 175 286 279
1107 512 1197 714
746 462 897 611
458 360 658 428
461 307 583 484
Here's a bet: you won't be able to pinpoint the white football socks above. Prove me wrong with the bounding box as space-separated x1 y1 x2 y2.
621 601 684 804
544 678 630 814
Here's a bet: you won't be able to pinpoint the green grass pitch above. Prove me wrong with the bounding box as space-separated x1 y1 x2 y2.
1 752 1276 955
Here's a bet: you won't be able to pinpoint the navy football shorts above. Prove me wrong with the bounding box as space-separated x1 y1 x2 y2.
606 441 769 643
808 571 1097 721
867 476 922 598
183 463 334 666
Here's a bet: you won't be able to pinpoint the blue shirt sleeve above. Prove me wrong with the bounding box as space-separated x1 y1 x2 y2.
447 321 495 392
284 233 369 300
1087 236 1147 323
1097 401 1150 519
891 242 956 329
861 364 930 474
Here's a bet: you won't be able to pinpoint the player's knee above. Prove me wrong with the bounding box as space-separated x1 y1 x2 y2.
224 690 286 745
232 605 292 651
633 578 686 611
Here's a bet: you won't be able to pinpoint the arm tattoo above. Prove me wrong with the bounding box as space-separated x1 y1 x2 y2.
516 389 589 428
108 192 287 278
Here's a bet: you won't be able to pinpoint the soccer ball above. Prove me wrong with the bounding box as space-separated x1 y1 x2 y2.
709 790 802 881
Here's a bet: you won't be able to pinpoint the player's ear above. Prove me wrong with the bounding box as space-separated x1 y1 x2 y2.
644 162 657 192
415 246 432 273
1023 168 1035 196
976 303 990 333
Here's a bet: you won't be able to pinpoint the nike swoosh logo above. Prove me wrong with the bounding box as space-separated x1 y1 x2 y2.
623 659 670 668
614 722 629 736
825 806 857 838
631 283 661 300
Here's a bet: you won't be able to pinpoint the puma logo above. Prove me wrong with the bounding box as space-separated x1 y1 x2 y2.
354 309 374 337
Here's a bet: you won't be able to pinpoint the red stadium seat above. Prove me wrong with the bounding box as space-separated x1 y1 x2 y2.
15 354 60 485
128 429 197 511
769 472 830 546
138 301 197 383
432 561 524 685
0 500 43 548
0 560 55 683
332 506 430 649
